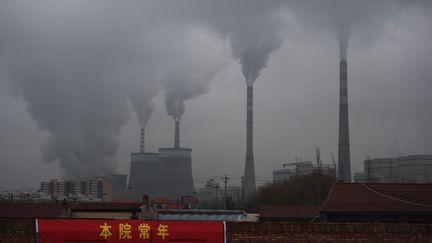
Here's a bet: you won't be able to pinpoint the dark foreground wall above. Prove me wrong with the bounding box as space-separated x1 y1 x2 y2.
1 219 431 243
226 222 432 243
0 219 35 243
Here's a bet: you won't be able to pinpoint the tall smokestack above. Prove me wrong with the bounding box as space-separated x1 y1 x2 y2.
244 85 256 198
174 119 180 149
338 60 351 182
140 127 145 153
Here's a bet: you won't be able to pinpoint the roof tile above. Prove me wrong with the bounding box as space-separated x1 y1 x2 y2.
322 183 432 213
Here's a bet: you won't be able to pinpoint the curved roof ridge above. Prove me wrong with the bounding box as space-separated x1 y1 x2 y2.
360 183 432 207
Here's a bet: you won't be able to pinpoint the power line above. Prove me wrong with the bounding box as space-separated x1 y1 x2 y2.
360 182 432 207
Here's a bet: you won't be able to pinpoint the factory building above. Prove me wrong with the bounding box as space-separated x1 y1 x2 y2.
364 155 432 183
273 161 336 183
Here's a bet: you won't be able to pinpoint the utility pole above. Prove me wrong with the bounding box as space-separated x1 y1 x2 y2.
331 152 337 178
221 175 230 210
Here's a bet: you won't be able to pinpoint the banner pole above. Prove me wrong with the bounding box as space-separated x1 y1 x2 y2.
35 218 39 243
223 221 227 243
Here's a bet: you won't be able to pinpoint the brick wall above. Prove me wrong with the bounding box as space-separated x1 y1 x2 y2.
1 219 431 243
226 222 432 243
0 219 34 243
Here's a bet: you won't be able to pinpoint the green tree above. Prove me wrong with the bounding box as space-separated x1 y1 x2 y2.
246 170 335 212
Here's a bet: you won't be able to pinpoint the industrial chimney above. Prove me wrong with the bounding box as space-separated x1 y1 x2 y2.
338 60 351 182
140 127 145 153
174 119 180 149
243 84 256 198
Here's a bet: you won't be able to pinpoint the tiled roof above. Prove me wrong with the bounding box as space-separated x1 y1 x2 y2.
150 196 175 204
158 209 247 222
260 206 320 219
71 202 141 210
321 183 432 213
0 202 144 218
0 202 66 218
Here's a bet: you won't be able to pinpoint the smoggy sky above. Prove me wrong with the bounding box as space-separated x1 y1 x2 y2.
1 0 431 189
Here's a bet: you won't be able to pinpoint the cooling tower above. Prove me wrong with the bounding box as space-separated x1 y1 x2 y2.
243 84 256 198
337 60 351 182
158 148 194 199
128 120 195 200
128 152 159 200
107 174 128 200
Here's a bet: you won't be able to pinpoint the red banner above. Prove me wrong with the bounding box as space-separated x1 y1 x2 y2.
37 219 225 243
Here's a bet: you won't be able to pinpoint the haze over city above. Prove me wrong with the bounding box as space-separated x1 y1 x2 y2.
0 0 431 190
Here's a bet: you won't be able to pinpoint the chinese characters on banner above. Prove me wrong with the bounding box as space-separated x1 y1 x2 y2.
37 219 225 243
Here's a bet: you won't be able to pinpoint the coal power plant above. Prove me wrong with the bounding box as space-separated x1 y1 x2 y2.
128 120 194 200
337 58 351 182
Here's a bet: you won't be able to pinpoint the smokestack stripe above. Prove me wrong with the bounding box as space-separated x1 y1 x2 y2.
140 128 145 153
175 119 180 149
244 85 256 198
338 60 351 182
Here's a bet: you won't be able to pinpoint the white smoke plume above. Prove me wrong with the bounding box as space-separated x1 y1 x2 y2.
288 0 425 61
121 67 159 128
159 27 229 121
1 0 429 180
191 0 287 85
0 1 166 177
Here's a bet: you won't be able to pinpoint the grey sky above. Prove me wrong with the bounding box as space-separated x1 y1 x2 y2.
0 0 431 189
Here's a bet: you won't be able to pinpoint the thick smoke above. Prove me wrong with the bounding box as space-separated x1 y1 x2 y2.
192 0 287 85
338 27 350 61
7 57 130 177
159 27 228 121
122 67 159 128
2 0 429 181
0 1 230 177
288 0 424 61
163 71 207 121
231 21 286 85
0 1 164 177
